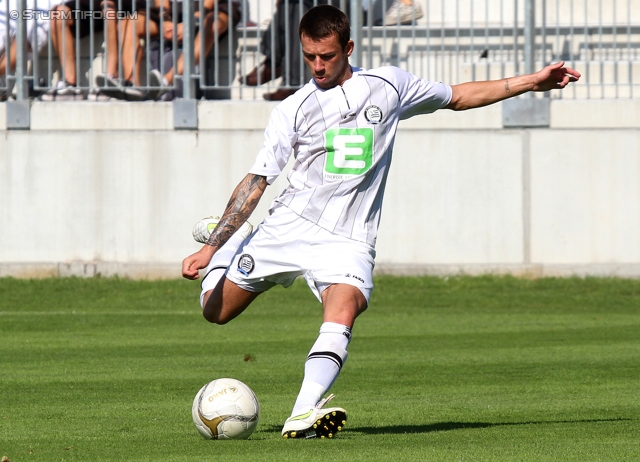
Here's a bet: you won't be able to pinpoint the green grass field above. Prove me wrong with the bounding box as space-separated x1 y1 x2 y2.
1 275 639 461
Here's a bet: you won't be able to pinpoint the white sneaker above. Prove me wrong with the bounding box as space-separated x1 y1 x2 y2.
282 394 347 439
40 80 85 101
87 88 116 101
384 0 424 25
145 69 168 101
94 75 145 101
94 73 120 88
192 216 254 244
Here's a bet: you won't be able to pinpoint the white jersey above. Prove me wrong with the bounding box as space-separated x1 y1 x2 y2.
249 66 452 247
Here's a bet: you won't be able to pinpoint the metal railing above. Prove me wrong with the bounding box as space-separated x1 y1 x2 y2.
352 0 640 99
1 0 639 103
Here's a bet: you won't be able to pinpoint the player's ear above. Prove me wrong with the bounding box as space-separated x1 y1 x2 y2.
344 40 354 58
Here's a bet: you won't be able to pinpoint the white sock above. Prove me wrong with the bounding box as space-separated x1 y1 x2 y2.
290 322 352 417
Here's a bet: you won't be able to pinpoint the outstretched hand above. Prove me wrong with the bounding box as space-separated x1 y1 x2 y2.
182 246 216 280
533 61 581 92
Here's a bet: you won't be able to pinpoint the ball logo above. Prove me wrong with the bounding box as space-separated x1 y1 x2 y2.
237 254 255 276
364 105 383 124
208 389 229 402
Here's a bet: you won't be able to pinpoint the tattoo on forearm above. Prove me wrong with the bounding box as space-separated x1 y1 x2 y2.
205 174 267 248
505 79 511 93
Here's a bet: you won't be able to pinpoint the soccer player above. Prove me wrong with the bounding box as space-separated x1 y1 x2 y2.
182 4 580 439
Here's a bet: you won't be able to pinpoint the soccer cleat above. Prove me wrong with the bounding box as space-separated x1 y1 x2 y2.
192 216 254 244
281 394 347 439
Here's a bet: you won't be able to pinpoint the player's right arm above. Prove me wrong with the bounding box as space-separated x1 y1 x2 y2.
181 173 268 280
445 61 580 110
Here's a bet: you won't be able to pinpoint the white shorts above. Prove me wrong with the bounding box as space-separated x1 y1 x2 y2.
204 206 376 304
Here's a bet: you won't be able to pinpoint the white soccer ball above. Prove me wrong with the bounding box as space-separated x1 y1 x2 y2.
192 378 260 440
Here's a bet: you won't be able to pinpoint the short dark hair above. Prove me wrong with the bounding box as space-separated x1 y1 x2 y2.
298 5 351 49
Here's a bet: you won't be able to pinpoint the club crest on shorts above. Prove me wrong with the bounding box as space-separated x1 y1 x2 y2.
364 105 383 124
237 254 255 276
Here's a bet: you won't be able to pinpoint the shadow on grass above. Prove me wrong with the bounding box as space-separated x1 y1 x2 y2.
264 417 632 435
352 417 633 435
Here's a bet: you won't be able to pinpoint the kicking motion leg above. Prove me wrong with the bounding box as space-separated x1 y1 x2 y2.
192 216 262 324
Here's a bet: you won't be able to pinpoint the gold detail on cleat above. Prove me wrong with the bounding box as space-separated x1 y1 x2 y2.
342 420 346 424
283 434 289 439
329 433 333 438
291 432 297 438
337 426 342 430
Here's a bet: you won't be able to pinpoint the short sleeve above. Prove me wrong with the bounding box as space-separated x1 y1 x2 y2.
389 68 452 120
248 105 296 185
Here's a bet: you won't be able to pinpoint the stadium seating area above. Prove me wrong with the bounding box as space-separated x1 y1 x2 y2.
1 0 638 102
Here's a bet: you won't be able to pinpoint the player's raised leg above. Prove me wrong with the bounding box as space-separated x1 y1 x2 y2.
282 284 367 439
190 216 262 324
202 277 262 324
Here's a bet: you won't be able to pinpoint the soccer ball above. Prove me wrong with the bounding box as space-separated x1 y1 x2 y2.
192 378 260 440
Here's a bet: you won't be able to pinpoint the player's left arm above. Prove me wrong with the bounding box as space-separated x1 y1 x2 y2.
445 61 581 111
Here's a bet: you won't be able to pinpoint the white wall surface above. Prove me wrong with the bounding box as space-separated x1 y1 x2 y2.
1 99 639 279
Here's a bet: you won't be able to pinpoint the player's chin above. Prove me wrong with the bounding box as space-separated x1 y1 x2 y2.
313 76 331 89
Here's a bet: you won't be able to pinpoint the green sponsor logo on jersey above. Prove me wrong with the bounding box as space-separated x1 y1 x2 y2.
324 128 374 177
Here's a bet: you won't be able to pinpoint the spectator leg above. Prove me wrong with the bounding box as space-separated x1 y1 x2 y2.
103 4 120 78
166 12 229 86
120 13 157 84
0 40 19 77
51 5 77 85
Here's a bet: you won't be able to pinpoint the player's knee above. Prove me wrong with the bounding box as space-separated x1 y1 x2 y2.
202 309 224 324
202 305 228 325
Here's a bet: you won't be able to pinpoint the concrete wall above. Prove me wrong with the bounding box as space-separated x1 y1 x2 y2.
1 99 639 279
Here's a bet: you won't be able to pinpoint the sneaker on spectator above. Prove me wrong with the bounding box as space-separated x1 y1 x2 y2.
94 73 120 88
95 78 145 101
95 74 127 100
40 81 84 101
122 81 146 101
145 69 168 101
0 76 8 101
88 88 116 101
383 0 424 25
95 72 162 101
